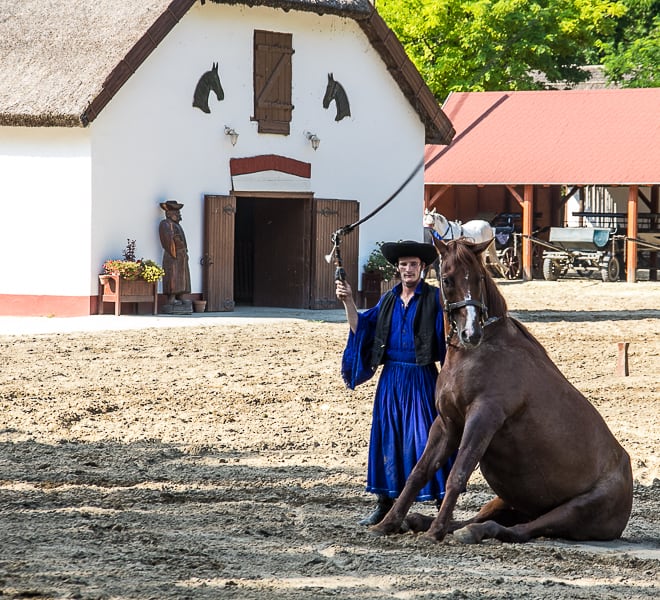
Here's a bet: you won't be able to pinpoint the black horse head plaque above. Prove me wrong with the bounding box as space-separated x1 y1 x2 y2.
193 62 225 113
323 73 351 122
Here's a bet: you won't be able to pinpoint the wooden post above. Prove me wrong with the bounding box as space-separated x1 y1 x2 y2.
626 185 638 283
522 184 534 281
650 185 658 281
615 342 629 376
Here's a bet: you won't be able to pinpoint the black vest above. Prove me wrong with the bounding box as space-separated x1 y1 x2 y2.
370 282 440 368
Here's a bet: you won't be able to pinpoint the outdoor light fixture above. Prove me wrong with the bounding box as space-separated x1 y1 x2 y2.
305 131 320 151
224 126 239 146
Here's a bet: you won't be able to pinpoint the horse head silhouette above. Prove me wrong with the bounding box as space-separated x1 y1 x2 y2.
323 73 351 122
193 62 224 114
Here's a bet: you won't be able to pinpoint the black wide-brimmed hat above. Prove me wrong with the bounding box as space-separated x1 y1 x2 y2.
380 240 437 266
159 200 184 211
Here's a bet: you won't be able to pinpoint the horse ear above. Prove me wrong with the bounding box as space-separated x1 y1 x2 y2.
434 238 449 257
328 73 334 81
213 62 218 71
471 239 493 256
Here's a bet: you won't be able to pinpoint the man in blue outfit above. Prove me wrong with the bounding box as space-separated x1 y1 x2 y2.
335 240 453 526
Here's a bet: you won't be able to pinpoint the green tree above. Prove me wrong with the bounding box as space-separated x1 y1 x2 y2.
598 0 660 86
378 0 626 100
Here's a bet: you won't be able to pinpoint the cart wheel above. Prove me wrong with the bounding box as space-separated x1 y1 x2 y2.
600 254 621 282
501 247 521 280
543 258 561 281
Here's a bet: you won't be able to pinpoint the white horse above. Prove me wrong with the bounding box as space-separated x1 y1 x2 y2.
424 209 507 277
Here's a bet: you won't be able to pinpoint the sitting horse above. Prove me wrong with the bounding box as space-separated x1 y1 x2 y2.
192 62 224 113
373 238 633 543
323 73 351 122
425 209 506 277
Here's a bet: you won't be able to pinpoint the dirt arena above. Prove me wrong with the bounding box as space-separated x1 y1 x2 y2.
0 279 658 599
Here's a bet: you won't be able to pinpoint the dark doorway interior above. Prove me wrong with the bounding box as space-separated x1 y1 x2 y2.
234 196 310 308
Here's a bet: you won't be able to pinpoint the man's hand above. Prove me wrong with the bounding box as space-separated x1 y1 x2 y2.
336 280 358 333
335 280 353 302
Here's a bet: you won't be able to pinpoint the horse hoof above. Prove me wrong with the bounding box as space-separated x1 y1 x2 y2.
368 524 388 537
369 522 406 536
452 526 481 544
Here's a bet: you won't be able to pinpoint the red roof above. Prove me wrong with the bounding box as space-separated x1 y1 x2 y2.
425 88 660 186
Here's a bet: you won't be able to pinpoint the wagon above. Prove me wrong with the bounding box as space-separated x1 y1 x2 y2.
489 213 544 279
539 227 624 282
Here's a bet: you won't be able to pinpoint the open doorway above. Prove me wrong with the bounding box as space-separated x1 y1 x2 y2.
233 196 312 307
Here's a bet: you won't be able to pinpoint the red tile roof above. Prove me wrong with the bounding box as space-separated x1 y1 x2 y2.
425 88 660 186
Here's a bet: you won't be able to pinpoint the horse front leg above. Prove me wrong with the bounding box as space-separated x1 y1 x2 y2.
371 416 457 536
424 410 502 542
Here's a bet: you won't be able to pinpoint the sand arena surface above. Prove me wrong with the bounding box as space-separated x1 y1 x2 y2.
0 279 658 599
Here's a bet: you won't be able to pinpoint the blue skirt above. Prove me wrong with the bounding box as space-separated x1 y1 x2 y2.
365 360 453 502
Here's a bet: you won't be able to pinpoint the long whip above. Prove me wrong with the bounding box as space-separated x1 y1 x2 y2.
325 158 425 281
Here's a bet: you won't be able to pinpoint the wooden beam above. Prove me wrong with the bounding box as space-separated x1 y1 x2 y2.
638 188 652 210
426 185 450 207
626 186 638 283
522 185 534 280
650 186 658 281
506 185 524 207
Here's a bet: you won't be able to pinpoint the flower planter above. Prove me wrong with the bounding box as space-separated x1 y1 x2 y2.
98 274 158 316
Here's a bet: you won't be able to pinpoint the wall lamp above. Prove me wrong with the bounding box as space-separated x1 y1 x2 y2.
224 126 239 146
305 131 320 151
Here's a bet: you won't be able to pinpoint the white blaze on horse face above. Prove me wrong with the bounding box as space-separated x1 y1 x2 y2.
462 272 480 339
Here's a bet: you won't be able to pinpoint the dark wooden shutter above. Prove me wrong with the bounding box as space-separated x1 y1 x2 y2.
203 195 235 312
253 30 294 134
311 199 359 309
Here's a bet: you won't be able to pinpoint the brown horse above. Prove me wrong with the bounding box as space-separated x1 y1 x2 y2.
372 239 633 543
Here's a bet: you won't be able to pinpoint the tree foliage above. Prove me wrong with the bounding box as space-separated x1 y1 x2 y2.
598 0 660 86
377 0 658 101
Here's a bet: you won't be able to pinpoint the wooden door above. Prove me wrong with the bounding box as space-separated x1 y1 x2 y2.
203 194 235 312
311 199 359 309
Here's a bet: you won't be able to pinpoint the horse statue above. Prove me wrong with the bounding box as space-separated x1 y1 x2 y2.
322 73 351 122
425 209 506 277
192 62 224 114
372 238 633 543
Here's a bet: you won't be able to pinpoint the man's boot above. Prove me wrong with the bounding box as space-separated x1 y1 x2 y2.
358 494 394 526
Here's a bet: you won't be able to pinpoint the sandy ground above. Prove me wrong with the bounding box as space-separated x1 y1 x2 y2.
0 279 658 599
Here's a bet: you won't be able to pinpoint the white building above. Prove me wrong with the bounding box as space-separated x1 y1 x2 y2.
0 0 454 316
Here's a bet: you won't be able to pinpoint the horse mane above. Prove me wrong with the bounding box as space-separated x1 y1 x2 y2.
332 83 351 121
450 241 508 319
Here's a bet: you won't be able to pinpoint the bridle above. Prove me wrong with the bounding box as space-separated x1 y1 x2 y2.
438 257 500 344
431 219 456 241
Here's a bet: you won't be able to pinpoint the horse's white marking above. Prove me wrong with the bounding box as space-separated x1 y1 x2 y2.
463 276 479 340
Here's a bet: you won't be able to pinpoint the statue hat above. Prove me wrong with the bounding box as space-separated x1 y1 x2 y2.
160 200 184 211
380 240 437 266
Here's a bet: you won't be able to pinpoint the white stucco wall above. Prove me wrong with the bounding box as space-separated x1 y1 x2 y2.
90 2 426 294
0 127 91 295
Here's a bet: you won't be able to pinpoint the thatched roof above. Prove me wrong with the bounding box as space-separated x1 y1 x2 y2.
0 0 454 144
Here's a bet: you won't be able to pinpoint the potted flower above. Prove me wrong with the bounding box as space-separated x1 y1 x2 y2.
98 240 164 315
101 239 165 283
363 242 398 282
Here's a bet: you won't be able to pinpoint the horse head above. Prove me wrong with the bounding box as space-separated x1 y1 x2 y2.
192 62 224 113
323 73 351 121
435 239 506 348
